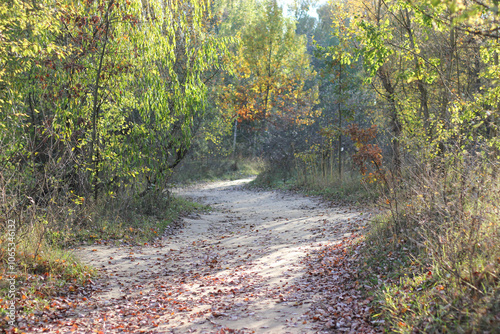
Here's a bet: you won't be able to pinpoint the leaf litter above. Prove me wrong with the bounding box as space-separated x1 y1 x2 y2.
8 178 381 333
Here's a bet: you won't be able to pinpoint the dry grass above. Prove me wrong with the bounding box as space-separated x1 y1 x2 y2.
363 147 500 333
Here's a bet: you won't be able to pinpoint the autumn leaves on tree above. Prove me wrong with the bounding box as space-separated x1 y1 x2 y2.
219 0 318 134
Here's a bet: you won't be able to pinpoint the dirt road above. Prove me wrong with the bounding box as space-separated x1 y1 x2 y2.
34 178 376 333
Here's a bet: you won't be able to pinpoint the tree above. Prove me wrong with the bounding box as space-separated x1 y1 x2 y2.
219 0 318 164
0 0 233 225
294 1 375 182
124 0 233 197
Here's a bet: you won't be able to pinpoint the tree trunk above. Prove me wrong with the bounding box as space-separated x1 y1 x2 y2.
403 9 430 136
378 65 401 175
232 119 238 170
338 62 342 182
90 0 113 201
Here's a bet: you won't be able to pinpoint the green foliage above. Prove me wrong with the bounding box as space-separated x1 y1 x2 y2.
0 0 234 228
328 1 500 332
250 0 500 332
218 0 318 160
2 0 500 330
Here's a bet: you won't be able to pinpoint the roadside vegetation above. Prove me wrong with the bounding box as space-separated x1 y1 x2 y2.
252 165 374 204
1 0 224 326
361 157 500 333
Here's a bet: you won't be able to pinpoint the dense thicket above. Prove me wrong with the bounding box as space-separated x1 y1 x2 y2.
308 1 500 331
0 0 232 227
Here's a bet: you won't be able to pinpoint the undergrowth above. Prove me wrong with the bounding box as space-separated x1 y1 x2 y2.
360 150 500 333
0 226 96 328
362 213 500 333
250 163 377 204
49 195 208 247
171 157 265 184
257 144 499 333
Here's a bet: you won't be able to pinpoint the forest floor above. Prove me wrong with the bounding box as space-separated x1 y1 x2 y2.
28 178 381 333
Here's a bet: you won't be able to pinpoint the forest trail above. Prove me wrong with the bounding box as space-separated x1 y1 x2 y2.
39 179 377 333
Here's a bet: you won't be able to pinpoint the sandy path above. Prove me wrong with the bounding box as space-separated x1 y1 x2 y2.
40 178 373 333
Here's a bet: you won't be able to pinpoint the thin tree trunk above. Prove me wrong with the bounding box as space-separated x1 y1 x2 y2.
330 144 334 180
90 0 113 201
338 62 342 182
378 65 401 175
263 38 273 124
403 9 430 135
232 119 238 170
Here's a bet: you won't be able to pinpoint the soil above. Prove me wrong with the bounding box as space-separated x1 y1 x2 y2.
31 178 377 333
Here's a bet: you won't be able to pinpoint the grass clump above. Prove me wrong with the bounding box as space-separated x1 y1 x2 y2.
68 194 208 246
0 226 96 328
